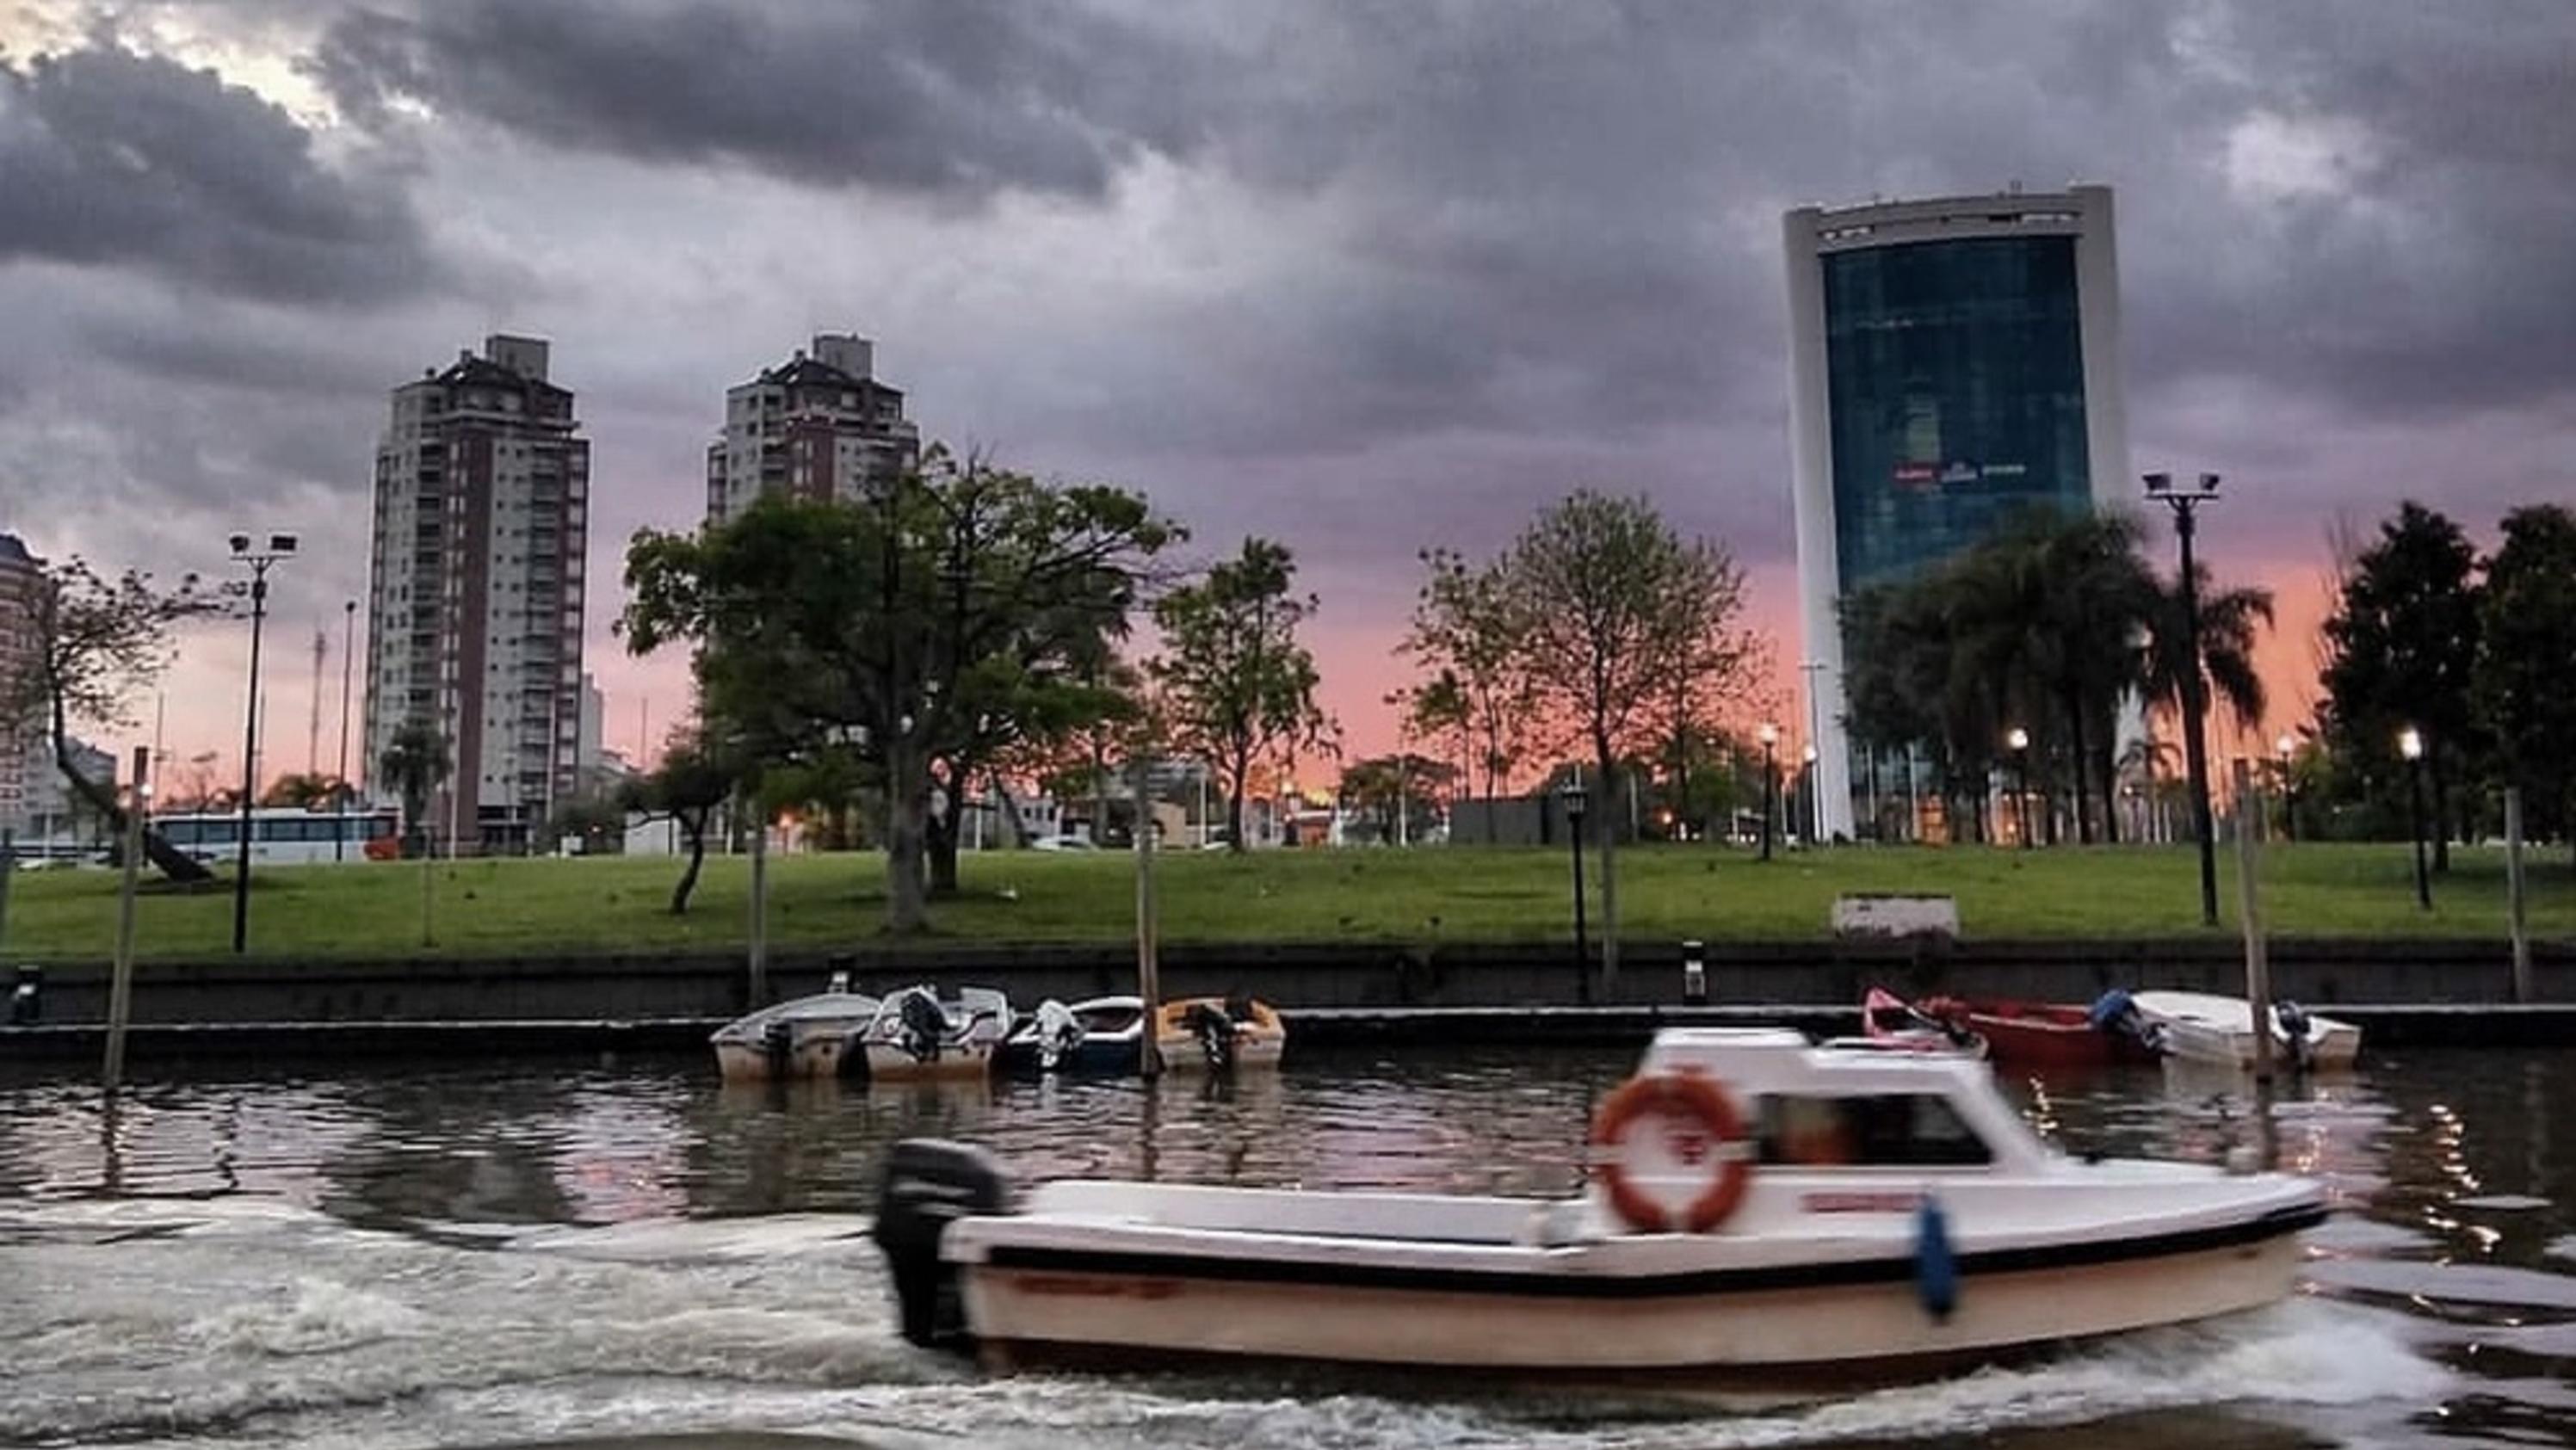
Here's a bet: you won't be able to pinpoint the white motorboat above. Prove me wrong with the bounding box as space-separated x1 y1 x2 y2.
859 985 1013 1081
874 1027 2325 1379
2128 990 2361 1072
1152 996 1288 1072
709 986 881 1082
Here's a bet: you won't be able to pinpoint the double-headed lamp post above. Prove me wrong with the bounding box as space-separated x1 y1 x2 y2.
1560 775 1591 1004
228 532 297 954
2275 732 2299 844
1800 744 1818 846
2400 726 2431 910
2005 727 2032 848
2144 471 2223 927
1756 722 1779 862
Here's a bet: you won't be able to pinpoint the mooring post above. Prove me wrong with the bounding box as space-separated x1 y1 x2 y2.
1133 755 1162 1080
747 800 769 1009
103 746 149 1094
0 826 15 953
2231 759 2274 1085
2507 787 2532 1004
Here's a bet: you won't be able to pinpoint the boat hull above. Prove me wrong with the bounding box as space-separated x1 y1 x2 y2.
864 1040 1002 1082
2132 991 2361 1071
963 1225 2307 1374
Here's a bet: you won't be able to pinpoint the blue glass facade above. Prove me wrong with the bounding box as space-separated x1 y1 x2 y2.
1822 236 2091 591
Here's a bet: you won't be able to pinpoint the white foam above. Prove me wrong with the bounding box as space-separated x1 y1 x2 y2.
187 1276 430 1357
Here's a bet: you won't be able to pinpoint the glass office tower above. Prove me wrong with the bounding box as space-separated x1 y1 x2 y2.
1783 188 2129 841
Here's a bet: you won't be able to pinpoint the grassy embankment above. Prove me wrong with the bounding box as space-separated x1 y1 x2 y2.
1 841 2568 963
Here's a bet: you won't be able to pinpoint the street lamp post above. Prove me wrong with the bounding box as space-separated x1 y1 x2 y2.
1560 775 1590 1004
2006 727 2032 849
2275 732 2297 844
1757 722 1778 862
335 599 355 861
228 532 297 953
1800 744 1818 846
2400 726 2431 910
2145 472 2222 926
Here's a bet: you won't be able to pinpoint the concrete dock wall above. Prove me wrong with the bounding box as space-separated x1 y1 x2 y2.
7 936 2566 1030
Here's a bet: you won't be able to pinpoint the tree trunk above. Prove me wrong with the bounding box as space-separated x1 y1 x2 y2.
924 760 961 897
54 729 213 883
2430 755 2454 873
2063 691 2094 845
1226 776 1247 854
670 810 707 914
2097 745 2121 845
991 774 1030 848
1595 755 1621 992
885 756 930 935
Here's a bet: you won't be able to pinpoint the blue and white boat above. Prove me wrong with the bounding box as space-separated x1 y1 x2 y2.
1000 996 1150 1076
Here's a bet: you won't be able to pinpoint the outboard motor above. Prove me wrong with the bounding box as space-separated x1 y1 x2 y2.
1033 999 1082 1072
872 1138 1010 1349
2275 1001 2315 1070
760 1015 794 1074
2089 988 2167 1056
1184 1001 1237 1070
897 989 950 1064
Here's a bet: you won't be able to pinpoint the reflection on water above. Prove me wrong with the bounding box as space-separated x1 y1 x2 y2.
0 1044 2569 1448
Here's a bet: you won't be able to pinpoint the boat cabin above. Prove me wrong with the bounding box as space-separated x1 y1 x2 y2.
1632 1028 2055 1178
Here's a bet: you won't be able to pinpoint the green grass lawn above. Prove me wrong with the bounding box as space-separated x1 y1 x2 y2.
3 840 2568 963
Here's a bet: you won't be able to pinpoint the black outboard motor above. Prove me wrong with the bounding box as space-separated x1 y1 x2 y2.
2274 1001 2315 1070
897 990 949 1064
873 1138 1010 1348
1184 1001 1237 1070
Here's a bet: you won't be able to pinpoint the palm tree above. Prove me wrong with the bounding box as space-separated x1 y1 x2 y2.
379 719 452 858
2138 565 2275 844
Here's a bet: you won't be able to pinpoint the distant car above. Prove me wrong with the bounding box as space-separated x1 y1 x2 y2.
1031 835 1097 852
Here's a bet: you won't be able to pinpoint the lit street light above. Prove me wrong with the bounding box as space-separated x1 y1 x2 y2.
2006 726 2032 849
1801 744 1818 848
2400 726 2431 910
1756 722 1779 862
1560 774 1591 1004
227 531 297 953
2145 471 2222 926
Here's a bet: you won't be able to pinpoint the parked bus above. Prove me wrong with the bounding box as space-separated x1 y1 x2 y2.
151 807 402 865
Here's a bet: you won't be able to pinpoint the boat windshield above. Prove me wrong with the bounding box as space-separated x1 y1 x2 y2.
1756 1093 1992 1168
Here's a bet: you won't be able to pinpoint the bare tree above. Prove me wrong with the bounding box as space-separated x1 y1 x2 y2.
0 556 222 881
1495 491 1753 990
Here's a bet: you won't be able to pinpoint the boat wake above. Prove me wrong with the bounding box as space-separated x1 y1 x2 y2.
0 1197 2445 1450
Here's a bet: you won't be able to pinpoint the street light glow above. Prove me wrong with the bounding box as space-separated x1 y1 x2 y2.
2399 726 2424 761
2006 727 2030 751
1757 721 1778 746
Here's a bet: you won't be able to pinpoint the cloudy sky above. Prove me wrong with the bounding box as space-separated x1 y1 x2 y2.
2 0 2570 786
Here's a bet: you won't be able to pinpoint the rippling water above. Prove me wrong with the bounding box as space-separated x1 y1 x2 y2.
1 1043 2567 1448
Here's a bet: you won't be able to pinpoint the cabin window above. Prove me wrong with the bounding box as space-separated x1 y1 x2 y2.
1756 1093 1992 1167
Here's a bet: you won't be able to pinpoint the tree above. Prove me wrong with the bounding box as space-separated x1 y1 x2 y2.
0 555 223 881
1337 753 1455 843
1149 538 1334 854
2472 504 2576 867
1396 671 1473 802
1495 491 1751 989
624 448 1177 933
378 719 451 858
616 730 739 912
2320 502 2483 869
1404 551 1533 800
260 772 341 809
2139 561 2274 832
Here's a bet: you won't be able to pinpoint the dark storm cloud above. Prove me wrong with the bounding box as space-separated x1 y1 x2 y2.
311 0 1217 201
0 38 436 303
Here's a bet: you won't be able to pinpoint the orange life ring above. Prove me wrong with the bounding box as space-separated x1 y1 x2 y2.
1590 1070 1753 1233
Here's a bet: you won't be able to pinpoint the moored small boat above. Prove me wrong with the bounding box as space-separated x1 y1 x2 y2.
1153 996 1287 1071
998 996 1149 1076
2128 990 2361 1072
874 1027 2326 1379
859 985 1014 1081
1856 987 1987 1058
1914 991 2169 1071
709 986 881 1082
